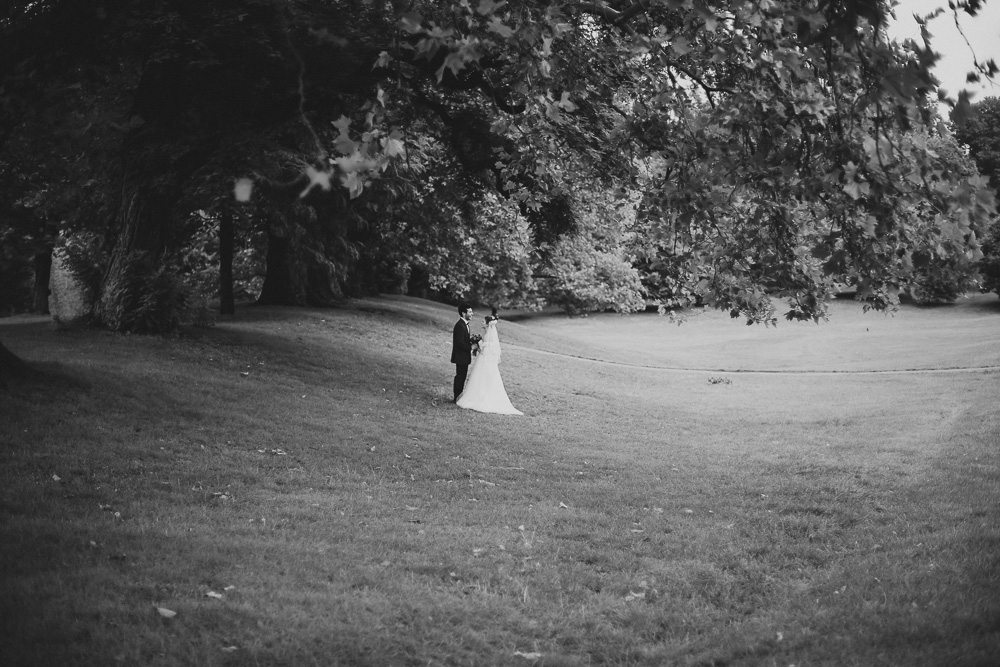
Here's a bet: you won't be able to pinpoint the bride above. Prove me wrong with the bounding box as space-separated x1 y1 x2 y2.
456 311 523 415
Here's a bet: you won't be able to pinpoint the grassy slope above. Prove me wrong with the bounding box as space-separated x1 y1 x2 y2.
0 295 998 666
510 294 1000 371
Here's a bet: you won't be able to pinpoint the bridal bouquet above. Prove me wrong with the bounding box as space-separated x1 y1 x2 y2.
470 333 483 356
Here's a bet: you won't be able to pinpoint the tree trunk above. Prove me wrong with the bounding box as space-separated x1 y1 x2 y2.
32 246 52 314
219 203 235 315
257 230 302 305
95 170 173 332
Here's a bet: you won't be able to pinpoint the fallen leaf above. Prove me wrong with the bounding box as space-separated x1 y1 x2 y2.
52 474 61 482
559 502 569 509
405 505 419 511
206 591 223 599
221 646 238 653
514 650 542 660
624 590 646 602
155 606 177 618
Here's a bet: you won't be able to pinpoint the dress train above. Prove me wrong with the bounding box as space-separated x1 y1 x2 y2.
456 321 522 415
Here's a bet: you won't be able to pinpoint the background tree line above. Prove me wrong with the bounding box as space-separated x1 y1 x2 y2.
1 0 998 336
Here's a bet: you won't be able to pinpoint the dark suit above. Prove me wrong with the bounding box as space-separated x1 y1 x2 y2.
451 318 472 401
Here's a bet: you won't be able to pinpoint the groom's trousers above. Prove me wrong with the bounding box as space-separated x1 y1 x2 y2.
453 363 469 401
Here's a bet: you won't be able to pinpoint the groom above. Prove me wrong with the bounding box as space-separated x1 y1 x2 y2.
451 304 473 402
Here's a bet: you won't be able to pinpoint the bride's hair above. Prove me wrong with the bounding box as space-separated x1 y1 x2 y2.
484 307 499 324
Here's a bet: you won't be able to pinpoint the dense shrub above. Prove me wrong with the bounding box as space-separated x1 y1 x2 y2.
102 254 187 334
907 247 982 304
177 211 264 305
547 234 646 315
58 231 106 304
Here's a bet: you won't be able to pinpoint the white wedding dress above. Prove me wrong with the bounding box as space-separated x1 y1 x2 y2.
456 321 523 415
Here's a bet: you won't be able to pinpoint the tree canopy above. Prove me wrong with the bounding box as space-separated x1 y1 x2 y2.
954 96 1000 193
1 0 996 331
953 96 1000 297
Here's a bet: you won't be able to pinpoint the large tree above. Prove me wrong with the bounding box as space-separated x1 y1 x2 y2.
1 0 997 337
953 97 1000 192
325 0 997 321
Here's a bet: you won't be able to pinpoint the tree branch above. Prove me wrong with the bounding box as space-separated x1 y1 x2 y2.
576 1 730 105
576 1 653 33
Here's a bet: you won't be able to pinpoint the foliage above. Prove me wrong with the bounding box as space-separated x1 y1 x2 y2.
0 217 34 314
99 253 187 334
56 231 107 306
979 216 1000 296
353 0 998 322
953 96 1000 298
546 233 647 314
953 96 1000 193
177 210 264 305
899 131 987 303
544 187 646 314
1 0 997 329
402 194 542 310
0 0 131 314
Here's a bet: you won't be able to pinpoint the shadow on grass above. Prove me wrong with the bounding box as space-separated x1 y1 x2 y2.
897 291 1000 312
0 324 92 393
0 361 92 391
501 306 571 323
213 298 457 331
964 294 1000 313
177 313 451 406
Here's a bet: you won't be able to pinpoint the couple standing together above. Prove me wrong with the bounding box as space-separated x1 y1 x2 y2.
450 304 523 415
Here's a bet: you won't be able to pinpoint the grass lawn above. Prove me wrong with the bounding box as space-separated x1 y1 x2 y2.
1 294 998 666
